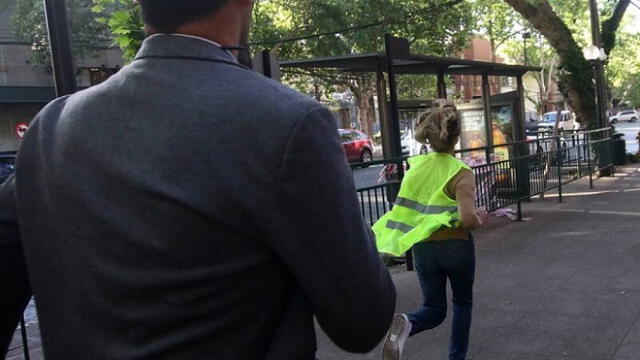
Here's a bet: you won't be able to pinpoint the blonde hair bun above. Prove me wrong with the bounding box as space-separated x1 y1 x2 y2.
415 99 461 152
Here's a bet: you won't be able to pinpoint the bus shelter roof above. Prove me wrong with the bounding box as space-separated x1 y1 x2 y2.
280 53 541 77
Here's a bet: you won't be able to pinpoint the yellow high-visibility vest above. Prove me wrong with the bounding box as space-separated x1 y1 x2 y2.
372 152 470 256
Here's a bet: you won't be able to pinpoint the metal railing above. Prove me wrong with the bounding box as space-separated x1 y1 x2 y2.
351 127 614 257
5 129 614 357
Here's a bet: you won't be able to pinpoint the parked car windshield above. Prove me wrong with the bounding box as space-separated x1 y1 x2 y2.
542 113 557 123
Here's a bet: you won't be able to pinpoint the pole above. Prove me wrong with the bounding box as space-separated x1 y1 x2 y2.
384 34 403 161
481 74 493 163
20 317 30 360
376 69 392 159
516 76 531 201
586 134 594 188
523 32 532 66
43 0 77 97
588 0 607 129
556 136 563 203
384 34 412 271
589 0 612 176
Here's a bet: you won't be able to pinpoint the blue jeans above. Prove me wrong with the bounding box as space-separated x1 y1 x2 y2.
408 239 475 360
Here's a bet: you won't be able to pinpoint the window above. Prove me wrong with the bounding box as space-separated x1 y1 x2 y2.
340 132 354 142
354 131 367 140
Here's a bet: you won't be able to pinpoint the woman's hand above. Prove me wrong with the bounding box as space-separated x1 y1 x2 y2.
475 209 489 227
455 170 485 230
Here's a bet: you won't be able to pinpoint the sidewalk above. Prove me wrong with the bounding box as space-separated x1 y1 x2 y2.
8 165 640 360
316 163 640 359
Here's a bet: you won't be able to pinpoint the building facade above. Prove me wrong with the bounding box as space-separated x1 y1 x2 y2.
0 5 124 152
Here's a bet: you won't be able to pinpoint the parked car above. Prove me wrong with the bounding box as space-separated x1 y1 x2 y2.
339 129 374 163
401 129 430 156
609 110 638 123
0 154 16 184
537 111 576 132
525 120 541 140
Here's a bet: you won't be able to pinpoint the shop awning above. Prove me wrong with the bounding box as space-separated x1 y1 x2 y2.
0 86 56 104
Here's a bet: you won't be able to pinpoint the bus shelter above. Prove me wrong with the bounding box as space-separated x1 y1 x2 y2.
279 36 541 163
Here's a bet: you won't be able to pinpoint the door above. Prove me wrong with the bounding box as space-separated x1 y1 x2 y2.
340 132 358 161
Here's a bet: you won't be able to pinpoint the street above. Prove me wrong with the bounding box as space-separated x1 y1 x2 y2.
11 164 640 360
352 165 385 189
316 163 640 360
614 121 640 155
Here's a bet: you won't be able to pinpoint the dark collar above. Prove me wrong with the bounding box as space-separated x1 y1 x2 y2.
134 34 240 65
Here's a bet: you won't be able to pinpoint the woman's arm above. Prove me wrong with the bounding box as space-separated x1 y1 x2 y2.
454 170 488 231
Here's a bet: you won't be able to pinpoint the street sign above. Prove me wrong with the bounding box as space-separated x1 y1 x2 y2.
16 123 28 139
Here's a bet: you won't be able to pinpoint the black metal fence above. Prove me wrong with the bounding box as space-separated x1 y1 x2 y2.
351 127 614 228
0 152 16 185
4 129 614 357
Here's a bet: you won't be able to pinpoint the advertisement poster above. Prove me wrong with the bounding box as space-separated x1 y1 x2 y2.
458 103 487 162
490 104 514 162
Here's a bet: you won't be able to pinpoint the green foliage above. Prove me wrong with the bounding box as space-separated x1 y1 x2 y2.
252 0 474 58
607 28 640 108
0 0 113 67
472 0 525 58
251 0 474 106
548 0 591 47
93 0 143 60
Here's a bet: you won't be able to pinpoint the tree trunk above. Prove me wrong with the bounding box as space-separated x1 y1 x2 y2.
356 92 376 138
504 0 598 128
338 108 351 129
348 75 377 139
488 21 497 62
602 0 631 54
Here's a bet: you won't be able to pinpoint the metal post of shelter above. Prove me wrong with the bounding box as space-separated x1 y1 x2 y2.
376 68 399 208
376 69 392 159
481 74 493 163
384 34 413 271
43 0 77 97
515 75 530 217
384 34 404 162
589 0 608 129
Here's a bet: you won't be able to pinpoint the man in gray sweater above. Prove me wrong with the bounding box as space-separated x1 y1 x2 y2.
0 0 396 359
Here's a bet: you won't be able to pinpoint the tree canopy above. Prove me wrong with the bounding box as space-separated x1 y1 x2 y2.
503 0 633 128
0 0 114 68
4 0 637 127
249 0 476 136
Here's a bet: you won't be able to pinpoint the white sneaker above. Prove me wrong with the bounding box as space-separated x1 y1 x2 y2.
382 313 412 360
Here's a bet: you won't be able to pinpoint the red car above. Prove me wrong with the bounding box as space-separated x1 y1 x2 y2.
339 129 374 163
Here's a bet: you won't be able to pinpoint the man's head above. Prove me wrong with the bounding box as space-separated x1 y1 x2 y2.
138 0 254 47
139 0 229 34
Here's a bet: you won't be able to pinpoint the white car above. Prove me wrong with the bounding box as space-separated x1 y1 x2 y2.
609 110 638 123
537 111 576 132
400 130 430 156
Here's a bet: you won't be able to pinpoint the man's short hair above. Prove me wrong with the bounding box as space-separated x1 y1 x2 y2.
139 0 230 33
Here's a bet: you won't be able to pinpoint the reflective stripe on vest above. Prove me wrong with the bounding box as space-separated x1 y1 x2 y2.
394 197 458 215
386 220 414 233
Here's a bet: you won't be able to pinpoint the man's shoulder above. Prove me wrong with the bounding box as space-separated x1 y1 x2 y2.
223 68 325 122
